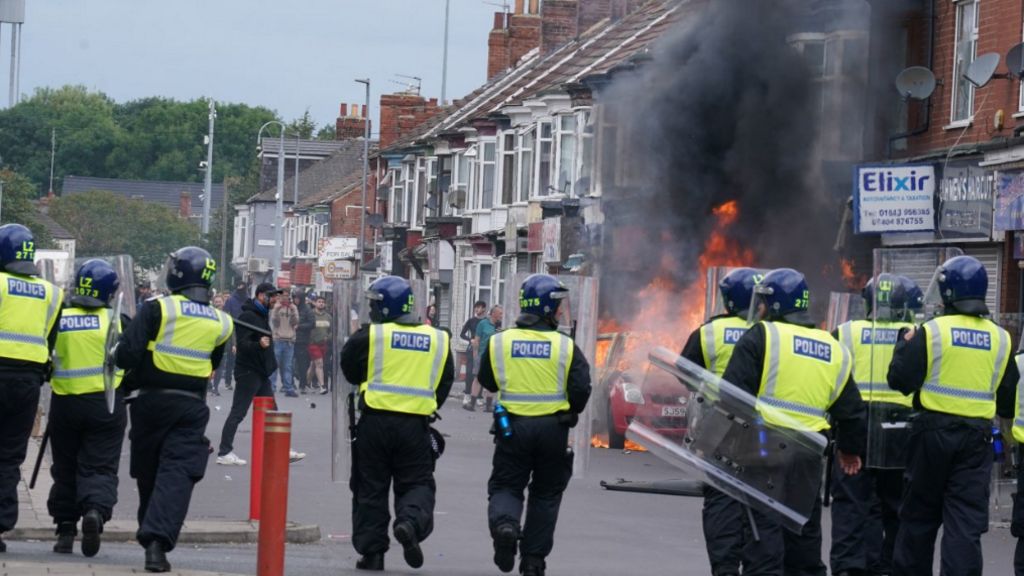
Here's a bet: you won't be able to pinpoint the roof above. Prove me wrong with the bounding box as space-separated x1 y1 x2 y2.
62 176 225 218
34 202 74 240
258 137 357 159
250 140 366 203
382 0 682 152
297 166 364 209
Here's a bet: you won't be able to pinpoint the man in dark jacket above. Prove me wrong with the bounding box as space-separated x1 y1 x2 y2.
216 282 281 466
219 282 247 391
294 290 315 394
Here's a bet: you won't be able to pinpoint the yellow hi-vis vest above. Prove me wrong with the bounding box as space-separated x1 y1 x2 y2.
758 321 851 432
838 319 913 407
1012 354 1024 443
490 328 572 417
0 271 62 363
361 322 449 415
146 295 233 378
700 315 749 377
920 315 1010 420
52 306 123 395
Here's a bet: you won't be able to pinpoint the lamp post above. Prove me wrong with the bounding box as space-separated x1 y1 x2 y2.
257 120 287 283
355 78 370 265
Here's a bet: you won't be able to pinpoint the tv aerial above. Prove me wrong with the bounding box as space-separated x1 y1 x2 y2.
963 52 1002 88
389 74 422 95
894 66 936 100
1006 43 1024 78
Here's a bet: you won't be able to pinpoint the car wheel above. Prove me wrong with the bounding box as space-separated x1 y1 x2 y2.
607 403 625 450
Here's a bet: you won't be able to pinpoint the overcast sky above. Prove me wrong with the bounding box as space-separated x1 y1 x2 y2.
8 0 497 131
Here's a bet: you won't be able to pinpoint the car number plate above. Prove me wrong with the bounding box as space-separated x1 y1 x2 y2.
661 406 685 417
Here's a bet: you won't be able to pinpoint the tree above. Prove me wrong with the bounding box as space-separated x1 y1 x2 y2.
0 169 50 245
286 110 316 139
316 123 336 141
49 190 199 270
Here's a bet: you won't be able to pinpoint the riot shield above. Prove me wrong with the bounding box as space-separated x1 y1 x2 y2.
74 255 138 319
102 293 124 414
502 273 599 478
626 347 828 533
826 292 866 333
331 278 367 483
705 267 771 323
866 247 963 469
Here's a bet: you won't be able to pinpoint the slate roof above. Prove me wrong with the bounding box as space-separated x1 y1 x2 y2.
297 168 364 210
62 176 225 218
251 140 365 203
382 0 682 152
259 137 353 159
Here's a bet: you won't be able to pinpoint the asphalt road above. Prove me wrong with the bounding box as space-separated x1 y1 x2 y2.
12 385 1019 575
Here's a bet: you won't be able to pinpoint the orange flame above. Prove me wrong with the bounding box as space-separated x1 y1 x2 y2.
839 258 868 291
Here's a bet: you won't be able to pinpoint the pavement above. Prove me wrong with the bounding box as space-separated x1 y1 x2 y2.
0 558 244 576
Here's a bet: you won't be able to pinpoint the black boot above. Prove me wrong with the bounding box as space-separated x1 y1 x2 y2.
493 523 518 573
520 555 546 576
394 520 423 568
144 541 171 573
53 521 76 554
0 534 7 553
81 509 103 557
355 553 384 571
484 397 495 413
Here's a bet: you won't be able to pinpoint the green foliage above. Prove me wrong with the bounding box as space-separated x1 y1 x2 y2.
316 123 336 141
287 110 317 140
0 170 50 246
49 190 199 270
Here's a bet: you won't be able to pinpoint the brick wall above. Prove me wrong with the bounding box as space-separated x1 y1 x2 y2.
906 0 1023 155
336 103 370 140
329 172 378 253
379 93 440 149
541 0 579 54
488 12 542 79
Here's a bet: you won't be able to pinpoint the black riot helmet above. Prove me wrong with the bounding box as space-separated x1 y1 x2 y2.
165 246 217 304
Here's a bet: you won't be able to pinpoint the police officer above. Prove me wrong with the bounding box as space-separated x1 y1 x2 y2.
115 247 232 573
0 223 62 554
722 268 866 575
477 274 592 576
1012 350 1024 576
48 259 126 557
339 276 454 571
887 255 1017 575
829 274 917 576
680 267 759 576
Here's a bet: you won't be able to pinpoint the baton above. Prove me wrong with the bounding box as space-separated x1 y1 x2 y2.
823 443 835 508
29 427 49 490
234 318 273 337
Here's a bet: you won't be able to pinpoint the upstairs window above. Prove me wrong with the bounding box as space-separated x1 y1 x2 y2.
952 0 980 124
500 132 516 206
479 140 496 209
536 120 553 197
517 127 535 203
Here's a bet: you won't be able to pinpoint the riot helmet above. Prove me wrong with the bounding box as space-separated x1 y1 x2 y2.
890 275 923 322
71 259 119 308
936 255 988 315
165 246 217 304
862 273 899 319
366 275 414 322
0 223 38 276
753 268 810 322
519 274 569 327
719 267 760 316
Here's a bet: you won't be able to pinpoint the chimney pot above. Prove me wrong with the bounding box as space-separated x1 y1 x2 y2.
339 103 347 117
515 0 525 13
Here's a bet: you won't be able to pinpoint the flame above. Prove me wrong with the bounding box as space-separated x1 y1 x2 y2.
839 258 868 291
591 434 610 448
624 439 648 452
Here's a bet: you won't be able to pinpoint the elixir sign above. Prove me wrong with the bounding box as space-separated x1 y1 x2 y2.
854 164 935 233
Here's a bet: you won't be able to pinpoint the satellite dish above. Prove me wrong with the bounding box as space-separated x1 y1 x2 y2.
895 66 936 100
1007 43 1024 78
964 52 1000 88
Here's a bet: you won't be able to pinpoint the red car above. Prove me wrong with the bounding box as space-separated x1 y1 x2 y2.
598 333 689 449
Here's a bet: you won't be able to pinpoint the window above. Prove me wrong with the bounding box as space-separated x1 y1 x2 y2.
426 157 438 217
414 157 427 226
555 115 577 196
497 257 511 305
235 212 249 259
517 127 535 202
536 120 553 197
478 262 493 305
390 167 405 224
402 161 415 223
578 112 594 196
451 152 469 213
500 132 516 206
479 140 496 209
952 0 980 123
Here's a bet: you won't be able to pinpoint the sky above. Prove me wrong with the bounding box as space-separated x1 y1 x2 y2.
6 0 497 132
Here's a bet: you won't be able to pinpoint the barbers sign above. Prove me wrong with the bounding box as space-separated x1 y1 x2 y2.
854 164 935 234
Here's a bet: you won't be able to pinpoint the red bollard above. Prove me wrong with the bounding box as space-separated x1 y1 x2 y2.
250 396 275 521
257 411 292 576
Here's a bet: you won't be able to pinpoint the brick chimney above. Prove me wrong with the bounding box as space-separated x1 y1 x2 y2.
540 0 615 55
179 191 192 219
379 93 440 149
336 103 371 141
487 0 542 80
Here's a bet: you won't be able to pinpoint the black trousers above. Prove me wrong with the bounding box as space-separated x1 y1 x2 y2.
892 416 991 576
829 458 903 575
351 411 436 556
741 493 827 576
487 416 573 561
1012 445 1024 576
47 390 127 524
703 486 746 575
0 373 41 533
294 342 310 390
463 351 476 394
129 392 210 551
218 371 274 457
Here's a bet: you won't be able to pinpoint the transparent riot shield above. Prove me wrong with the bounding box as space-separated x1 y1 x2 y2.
37 258 57 284
502 273 599 478
866 247 964 469
627 347 828 533
331 278 367 483
826 292 866 333
73 255 138 318
705 267 771 322
102 293 124 413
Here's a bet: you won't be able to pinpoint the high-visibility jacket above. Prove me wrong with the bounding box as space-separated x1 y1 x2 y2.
0 271 62 363
837 319 913 407
919 315 1010 420
489 328 572 417
700 315 749 377
757 321 851 432
1012 354 1024 443
52 306 123 395
146 295 233 378
360 322 449 415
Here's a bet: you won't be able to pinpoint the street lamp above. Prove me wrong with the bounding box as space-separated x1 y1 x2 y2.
257 120 287 283
355 78 370 265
